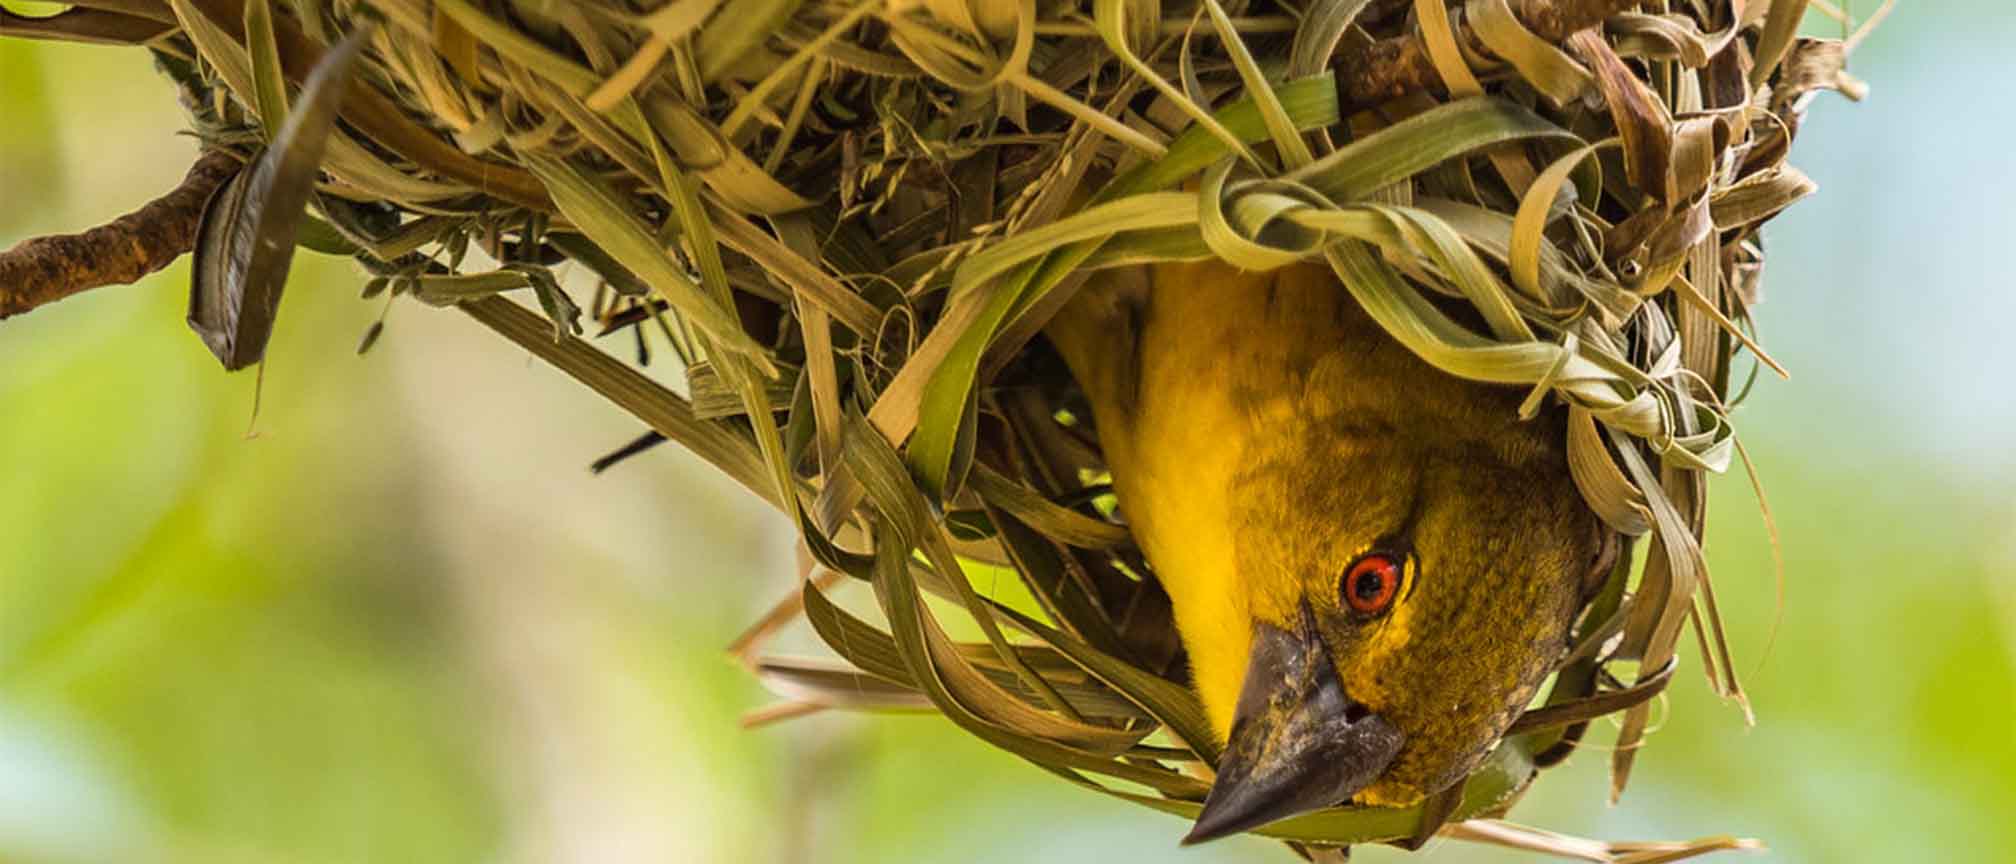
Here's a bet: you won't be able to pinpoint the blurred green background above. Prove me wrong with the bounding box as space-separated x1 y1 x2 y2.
1 6 2010 862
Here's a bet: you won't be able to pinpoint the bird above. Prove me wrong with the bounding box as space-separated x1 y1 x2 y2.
1042 258 1617 844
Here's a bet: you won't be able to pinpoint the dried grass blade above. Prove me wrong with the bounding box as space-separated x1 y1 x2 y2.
520 153 775 371
1092 0 1255 167
241 0 288 139
459 296 776 507
1286 98 1576 202
863 519 1188 779
1200 0 1313 169
1464 0 1594 106
844 410 1092 722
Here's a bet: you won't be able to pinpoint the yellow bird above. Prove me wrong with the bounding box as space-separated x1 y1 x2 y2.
1044 259 1616 843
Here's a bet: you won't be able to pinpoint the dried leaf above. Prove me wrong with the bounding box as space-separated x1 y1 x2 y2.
187 23 373 370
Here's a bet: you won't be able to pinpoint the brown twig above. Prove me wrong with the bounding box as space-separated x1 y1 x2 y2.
0 149 240 320
0 5 174 45
1338 0 1645 109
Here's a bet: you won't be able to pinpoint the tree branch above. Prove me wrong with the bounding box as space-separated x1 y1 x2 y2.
0 4 174 46
0 149 240 320
1337 0 1644 109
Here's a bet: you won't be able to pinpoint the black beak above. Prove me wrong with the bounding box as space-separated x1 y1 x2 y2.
1183 606 1404 845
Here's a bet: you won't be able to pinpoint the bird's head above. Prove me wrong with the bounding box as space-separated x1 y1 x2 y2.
1181 391 1613 844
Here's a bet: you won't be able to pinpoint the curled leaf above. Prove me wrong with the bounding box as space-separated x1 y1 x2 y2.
187 23 375 370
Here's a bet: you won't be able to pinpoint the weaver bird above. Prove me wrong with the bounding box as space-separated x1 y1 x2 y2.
1045 260 1614 843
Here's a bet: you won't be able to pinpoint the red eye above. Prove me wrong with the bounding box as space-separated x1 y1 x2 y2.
1343 553 1403 616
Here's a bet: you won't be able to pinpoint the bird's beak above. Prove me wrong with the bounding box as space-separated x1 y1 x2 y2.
1183 606 1404 845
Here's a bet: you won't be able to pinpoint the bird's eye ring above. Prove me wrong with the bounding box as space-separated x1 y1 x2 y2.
1342 553 1403 616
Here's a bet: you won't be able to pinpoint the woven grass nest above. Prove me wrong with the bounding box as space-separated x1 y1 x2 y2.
3 0 1878 857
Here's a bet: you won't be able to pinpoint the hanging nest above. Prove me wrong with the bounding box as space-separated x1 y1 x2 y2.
2 0 1879 857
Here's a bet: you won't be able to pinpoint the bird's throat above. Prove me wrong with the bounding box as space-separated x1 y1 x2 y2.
1047 261 1398 736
